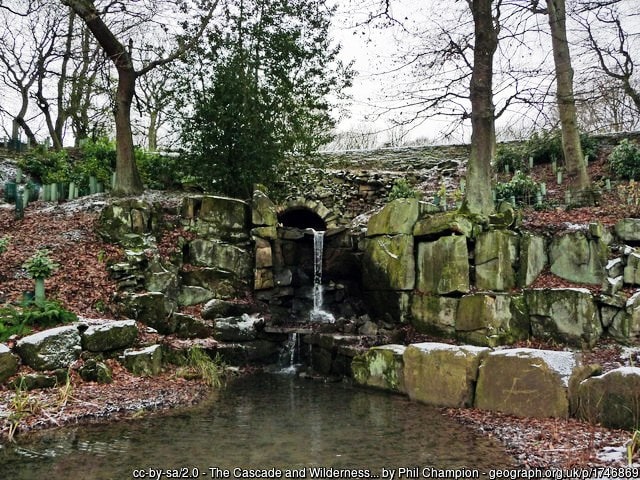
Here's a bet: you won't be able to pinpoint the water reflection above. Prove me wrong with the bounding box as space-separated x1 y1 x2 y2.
0 374 514 479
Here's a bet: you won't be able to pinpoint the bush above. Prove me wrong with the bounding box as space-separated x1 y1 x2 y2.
608 139 640 180
18 148 71 184
495 171 541 205
388 178 420 201
136 150 185 190
494 143 527 173
23 249 58 279
0 300 77 342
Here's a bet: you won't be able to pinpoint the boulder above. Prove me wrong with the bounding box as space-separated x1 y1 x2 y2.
577 367 640 430
0 343 19 383
517 233 547 287
475 230 520 291
416 235 469 295
615 218 640 242
362 235 415 291
623 291 640 341
97 199 159 243
456 293 529 347
123 344 162 376
410 295 458 336
413 211 474 238
352 345 406 393
214 314 264 342
81 320 138 352
188 239 253 278
201 299 253 320
120 292 176 334
173 313 213 339
624 252 640 285
180 269 240 299
255 240 273 268
366 198 420 236
403 342 489 408
177 285 215 306
16 326 82 371
254 268 275 290
9 372 59 390
79 358 113 384
475 348 581 418
525 288 602 348
549 231 607 285
197 195 250 236
598 294 630 342
251 190 278 226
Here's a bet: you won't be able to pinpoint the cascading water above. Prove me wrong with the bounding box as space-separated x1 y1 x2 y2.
279 332 300 374
310 229 335 323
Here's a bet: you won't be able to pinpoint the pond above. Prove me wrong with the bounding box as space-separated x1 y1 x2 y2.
0 373 514 479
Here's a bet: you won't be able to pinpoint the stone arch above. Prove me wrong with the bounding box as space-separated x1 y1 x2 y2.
277 199 338 230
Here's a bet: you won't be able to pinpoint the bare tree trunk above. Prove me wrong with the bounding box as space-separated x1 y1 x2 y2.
148 110 158 151
547 0 591 198
114 67 143 193
13 88 37 146
463 0 498 216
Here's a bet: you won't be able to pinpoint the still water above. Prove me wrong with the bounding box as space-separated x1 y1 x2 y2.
0 373 514 479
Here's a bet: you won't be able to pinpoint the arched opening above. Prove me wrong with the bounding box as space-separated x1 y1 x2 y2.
278 208 326 231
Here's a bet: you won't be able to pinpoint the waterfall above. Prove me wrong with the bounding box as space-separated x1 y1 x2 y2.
310 230 335 323
279 332 299 374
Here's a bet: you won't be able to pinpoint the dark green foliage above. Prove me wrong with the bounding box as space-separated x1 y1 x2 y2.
608 139 640 180
388 179 419 201
23 250 58 279
136 150 185 190
495 171 541 206
176 0 351 198
494 143 527 173
76 138 115 188
18 147 71 184
0 301 77 342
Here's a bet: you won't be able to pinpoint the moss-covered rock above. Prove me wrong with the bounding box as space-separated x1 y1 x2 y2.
366 198 420 236
614 218 640 242
197 195 250 234
188 239 253 278
97 199 160 243
15 326 82 371
525 288 602 348
549 231 607 285
123 344 162 376
362 235 415 291
120 291 176 334
416 235 469 294
177 285 216 306
517 233 547 287
410 295 458 336
403 342 489 407
362 290 410 324
352 344 406 393
577 367 640 430
252 190 278 227
81 320 138 352
79 358 113 384
413 211 474 238
0 343 19 383
475 348 581 418
475 230 519 291
456 293 529 347
214 314 264 342
624 291 640 342
624 252 640 286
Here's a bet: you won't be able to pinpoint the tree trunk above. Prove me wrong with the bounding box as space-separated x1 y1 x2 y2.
463 0 497 216
114 67 144 194
148 110 158 151
547 0 591 198
62 0 144 195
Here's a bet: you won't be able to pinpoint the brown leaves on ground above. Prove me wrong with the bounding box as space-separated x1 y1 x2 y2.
0 205 122 318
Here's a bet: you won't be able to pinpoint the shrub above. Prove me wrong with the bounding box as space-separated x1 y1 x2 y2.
74 138 115 190
136 150 185 190
608 139 640 180
494 143 527 173
0 300 77 342
18 148 71 184
0 236 8 255
388 178 419 201
495 171 541 205
23 249 58 279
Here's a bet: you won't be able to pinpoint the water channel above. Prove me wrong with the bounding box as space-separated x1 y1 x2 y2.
0 373 514 479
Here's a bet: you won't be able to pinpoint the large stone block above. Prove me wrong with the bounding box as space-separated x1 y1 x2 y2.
615 218 640 242
410 294 458 336
549 231 606 285
214 314 264 342
16 326 82 371
475 230 519 291
525 288 602 348
362 235 415 291
367 198 420 236
475 348 581 418
577 367 640 430
417 235 469 295
123 345 162 376
363 290 410 324
197 195 250 232
0 343 19 383
251 190 277 226
352 344 406 393
517 233 547 287
413 212 474 238
456 293 529 347
120 291 176 334
403 343 489 408
188 239 253 278
97 199 158 243
81 320 138 352
624 252 640 285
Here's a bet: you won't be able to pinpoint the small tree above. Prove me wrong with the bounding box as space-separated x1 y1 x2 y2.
23 249 58 306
